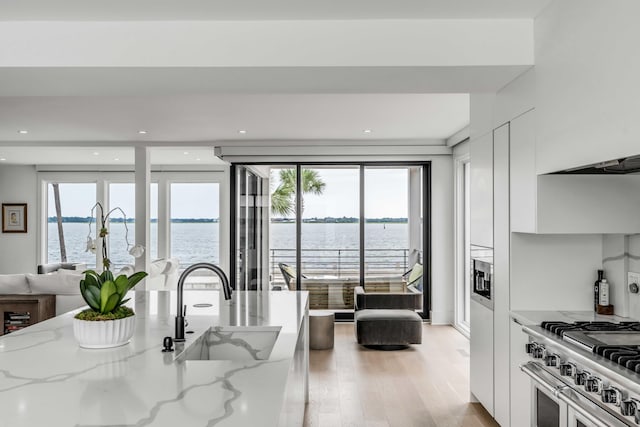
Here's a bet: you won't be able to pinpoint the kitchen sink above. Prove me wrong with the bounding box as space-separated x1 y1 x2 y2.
176 326 281 361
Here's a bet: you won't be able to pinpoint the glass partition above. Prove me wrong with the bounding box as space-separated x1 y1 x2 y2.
300 166 360 310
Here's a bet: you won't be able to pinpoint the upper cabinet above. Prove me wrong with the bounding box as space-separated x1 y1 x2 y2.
470 132 493 248
535 1 640 174
510 109 640 234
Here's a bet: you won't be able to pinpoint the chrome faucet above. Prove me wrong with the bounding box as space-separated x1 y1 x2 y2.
175 262 233 342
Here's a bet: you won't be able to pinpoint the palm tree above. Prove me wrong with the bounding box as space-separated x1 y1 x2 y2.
52 183 67 262
270 169 326 216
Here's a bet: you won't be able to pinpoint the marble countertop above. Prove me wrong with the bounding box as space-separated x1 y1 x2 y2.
511 310 636 326
0 290 308 427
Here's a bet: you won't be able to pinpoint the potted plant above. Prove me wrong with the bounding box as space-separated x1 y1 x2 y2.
73 203 148 349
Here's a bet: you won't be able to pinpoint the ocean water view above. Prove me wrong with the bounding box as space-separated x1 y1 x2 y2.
47 222 410 277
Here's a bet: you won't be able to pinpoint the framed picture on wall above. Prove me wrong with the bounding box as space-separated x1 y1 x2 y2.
2 203 27 233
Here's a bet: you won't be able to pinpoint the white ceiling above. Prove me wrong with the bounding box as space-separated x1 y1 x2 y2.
0 94 469 142
0 0 542 165
0 0 552 21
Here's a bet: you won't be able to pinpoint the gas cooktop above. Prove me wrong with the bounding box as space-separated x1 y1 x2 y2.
541 321 640 375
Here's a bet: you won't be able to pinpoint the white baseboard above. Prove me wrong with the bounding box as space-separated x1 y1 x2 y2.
430 309 454 325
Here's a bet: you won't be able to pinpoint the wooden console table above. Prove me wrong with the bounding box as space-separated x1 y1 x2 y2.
0 295 56 336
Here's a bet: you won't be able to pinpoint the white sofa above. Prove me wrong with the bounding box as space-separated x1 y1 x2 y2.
0 258 180 317
0 270 86 316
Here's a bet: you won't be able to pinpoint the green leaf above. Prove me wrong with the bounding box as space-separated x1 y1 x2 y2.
82 285 101 311
126 271 148 291
100 270 114 284
102 293 120 314
83 271 102 289
100 281 117 313
114 275 129 298
116 297 131 309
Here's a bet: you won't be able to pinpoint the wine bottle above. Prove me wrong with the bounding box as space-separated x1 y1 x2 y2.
595 270 604 311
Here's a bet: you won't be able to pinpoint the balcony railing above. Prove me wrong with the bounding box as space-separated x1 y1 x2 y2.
270 247 412 282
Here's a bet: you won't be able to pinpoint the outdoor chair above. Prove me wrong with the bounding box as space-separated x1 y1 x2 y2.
402 261 424 292
278 263 306 291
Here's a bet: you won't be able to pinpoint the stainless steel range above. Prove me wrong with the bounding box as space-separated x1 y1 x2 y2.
522 321 640 426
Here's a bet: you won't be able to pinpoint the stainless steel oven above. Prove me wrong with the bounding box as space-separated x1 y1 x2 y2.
522 362 632 427
472 258 493 305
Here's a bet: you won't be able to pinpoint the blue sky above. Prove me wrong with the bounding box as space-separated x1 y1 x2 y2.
47 168 410 219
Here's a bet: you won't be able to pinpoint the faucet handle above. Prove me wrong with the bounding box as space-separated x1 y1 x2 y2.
183 304 187 316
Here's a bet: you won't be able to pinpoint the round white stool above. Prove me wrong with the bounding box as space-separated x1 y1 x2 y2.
309 311 335 350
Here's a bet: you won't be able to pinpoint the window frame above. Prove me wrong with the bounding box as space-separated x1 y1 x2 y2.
38 170 227 271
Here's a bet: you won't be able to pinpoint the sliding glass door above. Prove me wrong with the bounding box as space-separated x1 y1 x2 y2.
231 162 430 319
300 166 360 310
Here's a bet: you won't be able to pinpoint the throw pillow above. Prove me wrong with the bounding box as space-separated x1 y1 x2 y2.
26 271 82 295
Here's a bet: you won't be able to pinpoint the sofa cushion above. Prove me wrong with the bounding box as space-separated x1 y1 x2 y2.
26 271 82 295
0 274 31 294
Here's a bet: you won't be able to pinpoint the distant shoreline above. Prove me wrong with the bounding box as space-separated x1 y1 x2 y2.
48 217 408 224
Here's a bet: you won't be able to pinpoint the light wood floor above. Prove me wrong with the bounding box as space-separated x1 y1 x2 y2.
304 323 499 427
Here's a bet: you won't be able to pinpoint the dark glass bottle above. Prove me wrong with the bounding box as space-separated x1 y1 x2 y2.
595 270 604 311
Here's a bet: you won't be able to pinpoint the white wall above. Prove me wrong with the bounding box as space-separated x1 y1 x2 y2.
431 155 454 324
510 233 603 310
0 165 38 273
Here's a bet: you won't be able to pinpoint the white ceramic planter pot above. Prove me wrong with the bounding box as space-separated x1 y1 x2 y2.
73 315 135 349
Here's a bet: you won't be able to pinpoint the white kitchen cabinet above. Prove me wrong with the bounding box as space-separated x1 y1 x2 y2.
509 318 530 427
492 123 510 427
510 109 640 234
509 109 536 234
470 132 493 248
470 298 494 417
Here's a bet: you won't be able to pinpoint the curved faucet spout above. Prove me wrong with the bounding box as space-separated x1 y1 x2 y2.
175 262 232 341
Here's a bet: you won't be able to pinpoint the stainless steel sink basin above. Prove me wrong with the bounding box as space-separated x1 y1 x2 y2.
176 326 281 361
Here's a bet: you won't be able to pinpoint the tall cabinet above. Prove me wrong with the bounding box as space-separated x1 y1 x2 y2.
469 131 495 416
470 115 522 426
492 123 510 427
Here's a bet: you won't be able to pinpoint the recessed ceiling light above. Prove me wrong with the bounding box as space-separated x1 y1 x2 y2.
0 158 6 161
93 152 100 156
114 158 120 161
238 130 247 134
138 130 148 135
183 151 189 155
18 130 28 134
363 129 372 134
196 158 201 161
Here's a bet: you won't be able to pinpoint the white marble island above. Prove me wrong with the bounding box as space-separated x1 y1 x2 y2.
0 290 309 427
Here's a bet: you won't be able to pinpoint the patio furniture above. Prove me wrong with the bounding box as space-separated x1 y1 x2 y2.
278 263 307 291
354 286 422 349
309 311 335 350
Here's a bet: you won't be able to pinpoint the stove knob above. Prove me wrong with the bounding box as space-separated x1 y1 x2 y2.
532 345 545 359
525 343 537 354
559 362 577 377
575 371 590 386
545 353 561 367
585 376 603 394
620 398 639 416
602 386 623 406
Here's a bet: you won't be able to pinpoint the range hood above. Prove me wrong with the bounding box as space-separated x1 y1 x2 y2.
556 154 640 174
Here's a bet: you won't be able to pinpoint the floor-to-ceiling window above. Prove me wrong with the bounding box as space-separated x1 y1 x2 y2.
232 162 430 319
364 167 413 292
301 166 360 310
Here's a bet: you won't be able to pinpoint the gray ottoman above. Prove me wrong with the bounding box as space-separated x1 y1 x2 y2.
309 311 335 350
355 309 422 348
